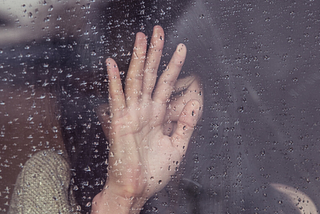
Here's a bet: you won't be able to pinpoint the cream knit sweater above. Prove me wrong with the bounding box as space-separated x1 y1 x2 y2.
8 150 80 214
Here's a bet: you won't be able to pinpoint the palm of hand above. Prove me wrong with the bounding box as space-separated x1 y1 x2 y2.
98 26 202 203
107 101 184 199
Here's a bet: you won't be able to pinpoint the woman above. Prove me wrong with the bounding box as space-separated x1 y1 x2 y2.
9 25 203 213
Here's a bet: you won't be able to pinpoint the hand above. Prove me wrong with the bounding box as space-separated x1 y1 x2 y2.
92 25 203 213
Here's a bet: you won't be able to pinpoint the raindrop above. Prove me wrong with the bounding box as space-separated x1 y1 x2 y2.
52 126 58 133
109 152 114 157
44 17 50 23
238 106 244 113
84 166 91 172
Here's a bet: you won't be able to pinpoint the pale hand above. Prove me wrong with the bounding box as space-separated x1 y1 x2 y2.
91 25 203 214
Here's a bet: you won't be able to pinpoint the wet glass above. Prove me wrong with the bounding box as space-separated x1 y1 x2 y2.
1 0 320 213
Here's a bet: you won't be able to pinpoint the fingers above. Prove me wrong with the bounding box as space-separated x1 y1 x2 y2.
125 32 147 105
153 43 187 104
171 100 201 155
142 25 165 101
106 58 126 114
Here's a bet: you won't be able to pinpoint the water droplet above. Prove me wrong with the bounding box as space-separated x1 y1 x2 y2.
84 166 91 172
52 126 58 133
238 106 244 113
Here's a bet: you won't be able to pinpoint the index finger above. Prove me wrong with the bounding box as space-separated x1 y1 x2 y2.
106 58 126 114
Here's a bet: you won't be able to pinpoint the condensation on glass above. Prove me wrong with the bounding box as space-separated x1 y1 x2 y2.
1 0 320 213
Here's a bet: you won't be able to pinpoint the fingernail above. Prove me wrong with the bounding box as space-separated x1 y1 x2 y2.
136 32 146 41
153 26 164 40
176 43 187 56
191 101 200 116
106 58 112 66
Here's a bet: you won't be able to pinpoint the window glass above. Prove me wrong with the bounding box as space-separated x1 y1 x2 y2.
1 0 320 213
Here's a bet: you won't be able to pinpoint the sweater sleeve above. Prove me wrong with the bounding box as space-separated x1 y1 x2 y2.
8 150 80 214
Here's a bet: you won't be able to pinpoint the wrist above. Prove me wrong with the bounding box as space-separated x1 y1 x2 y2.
91 186 148 214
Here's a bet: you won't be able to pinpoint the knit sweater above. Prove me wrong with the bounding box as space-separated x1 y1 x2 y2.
8 150 80 214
